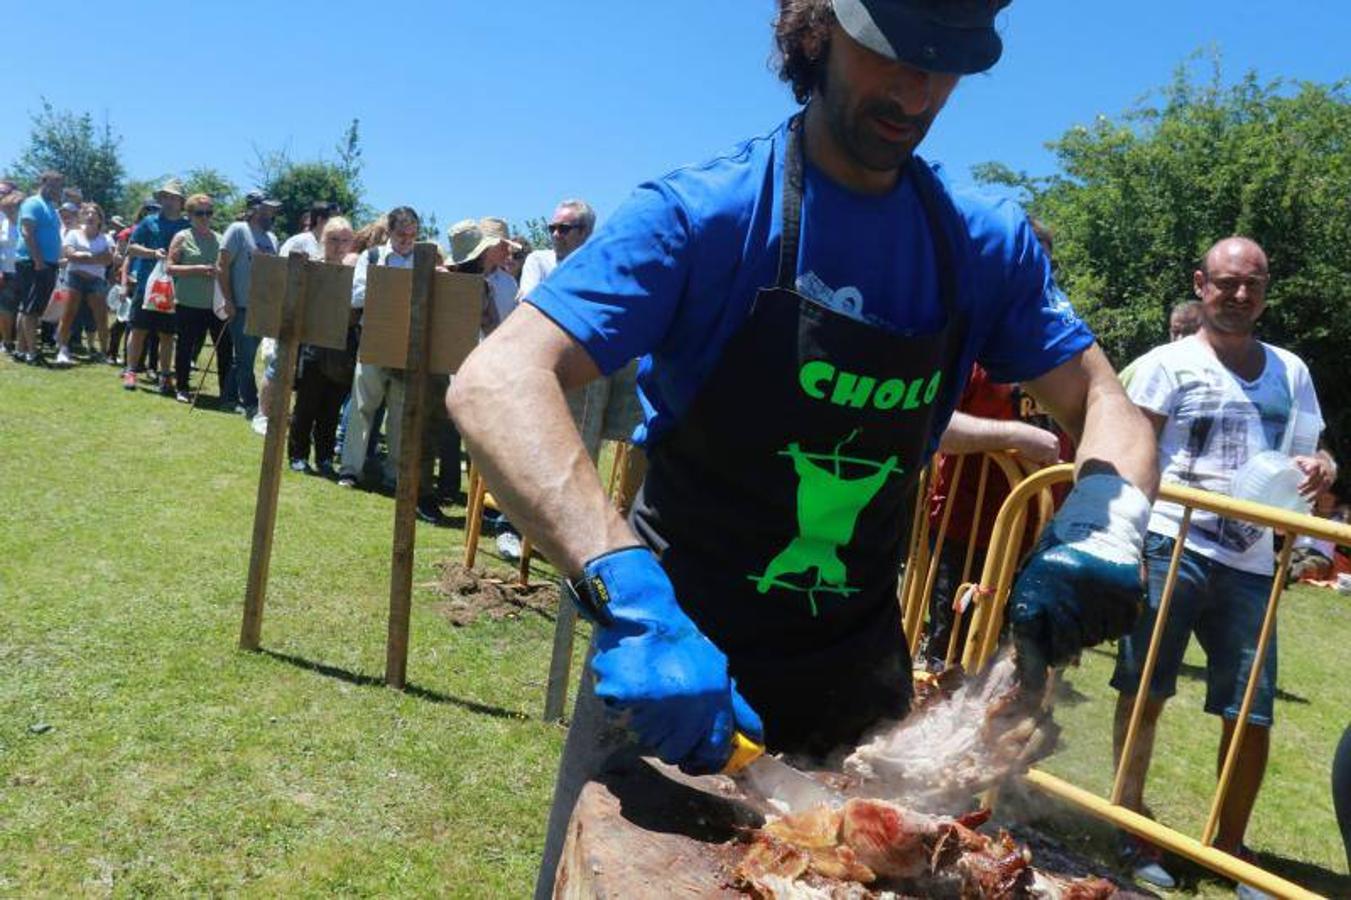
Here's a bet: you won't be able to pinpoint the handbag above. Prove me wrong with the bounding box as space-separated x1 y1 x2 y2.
212 280 231 321
42 272 72 324
142 260 176 313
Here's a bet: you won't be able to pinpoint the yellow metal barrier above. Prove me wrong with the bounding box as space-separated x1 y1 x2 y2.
899 450 1056 666
948 462 1351 899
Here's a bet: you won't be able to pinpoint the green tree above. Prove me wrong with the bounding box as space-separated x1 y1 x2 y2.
12 99 126 212
522 216 552 253
977 58 1351 474
262 161 360 239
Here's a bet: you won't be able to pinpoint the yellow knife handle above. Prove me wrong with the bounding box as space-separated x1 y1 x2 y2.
723 731 766 775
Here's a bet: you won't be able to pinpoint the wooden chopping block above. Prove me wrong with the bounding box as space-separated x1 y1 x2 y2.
555 758 761 899
555 758 1154 899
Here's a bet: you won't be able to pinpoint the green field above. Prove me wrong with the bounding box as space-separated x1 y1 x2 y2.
2 354 1348 898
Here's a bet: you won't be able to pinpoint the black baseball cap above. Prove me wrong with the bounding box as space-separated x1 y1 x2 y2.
308 200 337 217
831 0 1011 74
244 190 282 210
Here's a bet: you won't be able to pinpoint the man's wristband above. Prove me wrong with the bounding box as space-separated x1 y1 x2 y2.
562 545 650 627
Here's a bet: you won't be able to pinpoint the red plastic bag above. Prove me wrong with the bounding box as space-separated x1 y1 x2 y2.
142 260 176 313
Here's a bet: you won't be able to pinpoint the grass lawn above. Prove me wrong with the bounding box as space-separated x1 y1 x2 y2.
1 355 587 897
2 352 1348 897
1027 585 1351 898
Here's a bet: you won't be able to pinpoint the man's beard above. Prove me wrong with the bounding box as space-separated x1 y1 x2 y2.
819 71 935 173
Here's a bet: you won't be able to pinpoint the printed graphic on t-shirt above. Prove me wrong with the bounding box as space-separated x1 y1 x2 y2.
1168 367 1289 555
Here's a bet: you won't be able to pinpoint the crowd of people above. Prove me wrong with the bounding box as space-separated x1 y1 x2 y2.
4 172 1348 899
0 169 620 553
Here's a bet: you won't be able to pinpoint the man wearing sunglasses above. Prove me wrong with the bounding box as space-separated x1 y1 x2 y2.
450 4 1159 894
516 199 595 301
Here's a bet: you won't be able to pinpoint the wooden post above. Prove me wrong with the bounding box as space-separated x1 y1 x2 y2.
239 252 309 650
544 598 579 722
385 243 439 689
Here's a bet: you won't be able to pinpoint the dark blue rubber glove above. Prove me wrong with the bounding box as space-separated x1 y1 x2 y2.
568 547 764 774
1009 474 1151 681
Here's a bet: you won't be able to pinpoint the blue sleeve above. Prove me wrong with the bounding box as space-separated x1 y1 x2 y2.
526 182 693 376
131 219 153 247
967 201 1095 384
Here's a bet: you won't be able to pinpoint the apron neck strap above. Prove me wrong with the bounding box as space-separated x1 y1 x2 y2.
907 158 959 317
778 114 958 318
777 116 806 291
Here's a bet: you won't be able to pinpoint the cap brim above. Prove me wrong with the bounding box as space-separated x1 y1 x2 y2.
833 0 1003 74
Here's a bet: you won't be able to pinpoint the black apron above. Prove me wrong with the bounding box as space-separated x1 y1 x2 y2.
630 118 966 757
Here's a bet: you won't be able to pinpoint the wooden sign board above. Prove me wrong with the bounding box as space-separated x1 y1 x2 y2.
358 269 482 373
245 254 354 350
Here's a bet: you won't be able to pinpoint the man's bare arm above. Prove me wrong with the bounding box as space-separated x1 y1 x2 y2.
1023 344 1159 498
447 303 639 578
938 411 1062 466
20 220 43 268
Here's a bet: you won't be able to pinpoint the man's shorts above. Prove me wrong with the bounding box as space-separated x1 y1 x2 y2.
1111 533 1278 725
0 276 17 314
129 281 177 334
14 260 57 316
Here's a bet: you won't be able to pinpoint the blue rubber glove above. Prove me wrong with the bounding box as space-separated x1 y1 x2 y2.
1009 474 1151 679
569 547 764 774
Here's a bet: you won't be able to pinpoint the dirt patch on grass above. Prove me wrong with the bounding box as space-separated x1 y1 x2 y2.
432 561 560 626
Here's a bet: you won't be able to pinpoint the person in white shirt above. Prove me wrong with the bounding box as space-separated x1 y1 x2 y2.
55 203 114 365
0 190 22 354
478 216 520 333
278 201 334 261
1110 237 1337 893
338 206 420 489
516 198 595 301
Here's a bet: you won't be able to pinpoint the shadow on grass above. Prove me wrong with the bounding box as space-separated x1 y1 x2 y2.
1083 646 1310 705
1003 780 1350 897
1164 844 1350 898
258 648 528 720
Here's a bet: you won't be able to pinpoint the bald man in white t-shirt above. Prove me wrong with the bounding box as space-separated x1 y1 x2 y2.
1110 237 1337 892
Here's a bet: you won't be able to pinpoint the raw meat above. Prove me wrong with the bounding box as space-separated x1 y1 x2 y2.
734 798 1116 899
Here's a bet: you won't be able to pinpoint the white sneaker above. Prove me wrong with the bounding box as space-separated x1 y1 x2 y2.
496 531 523 561
251 414 269 436
55 346 74 367
1133 860 1176 889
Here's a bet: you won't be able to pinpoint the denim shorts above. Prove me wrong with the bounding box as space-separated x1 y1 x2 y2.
1111 533 1278 725
68 270 108 296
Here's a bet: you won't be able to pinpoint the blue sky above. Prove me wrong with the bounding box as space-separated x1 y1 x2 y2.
4 1 1347 233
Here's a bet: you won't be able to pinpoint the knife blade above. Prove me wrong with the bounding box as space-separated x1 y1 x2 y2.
724 732 842 813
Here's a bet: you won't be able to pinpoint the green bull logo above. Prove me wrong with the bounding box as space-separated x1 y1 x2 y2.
799 360 942 411
749 430 905 616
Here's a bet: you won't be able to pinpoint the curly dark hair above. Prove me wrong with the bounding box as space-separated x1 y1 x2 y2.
774 0 837 104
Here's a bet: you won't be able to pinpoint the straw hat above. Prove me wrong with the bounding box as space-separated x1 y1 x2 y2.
478 216 520 251
154 178 186 200
447 219 497 266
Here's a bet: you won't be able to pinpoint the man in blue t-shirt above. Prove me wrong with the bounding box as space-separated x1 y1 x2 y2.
13 170 64 364
121 179 189 390
448 4 1161 893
